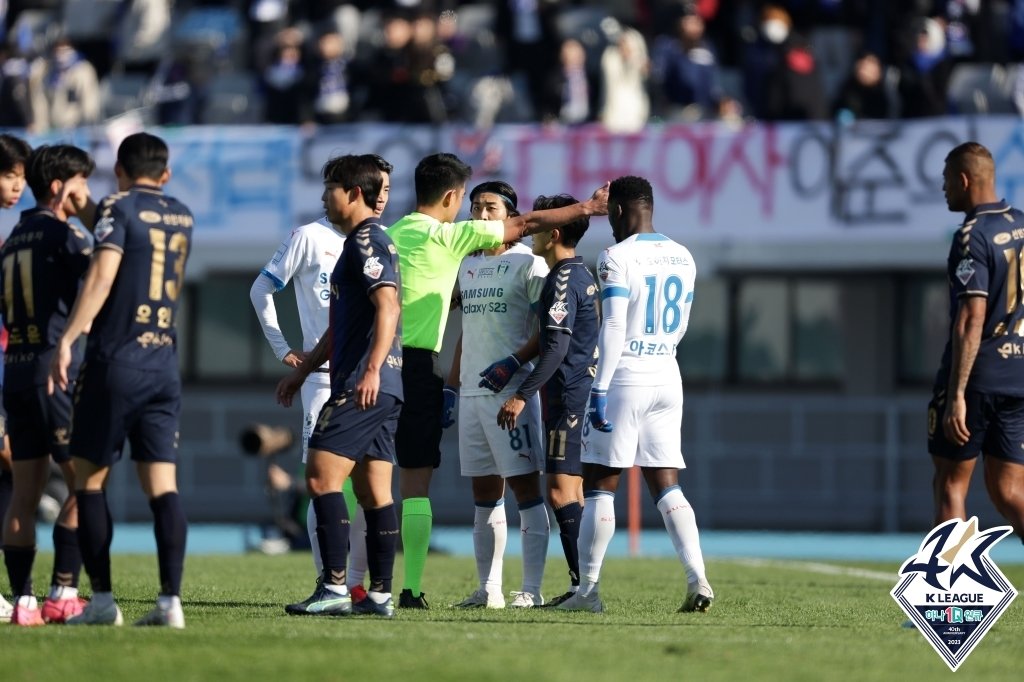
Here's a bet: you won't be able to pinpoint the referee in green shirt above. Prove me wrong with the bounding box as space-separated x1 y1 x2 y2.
388 152 608 608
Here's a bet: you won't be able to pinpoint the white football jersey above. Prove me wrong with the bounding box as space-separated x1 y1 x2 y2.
259 216 345 362
594 233 696 387
458 243 549 397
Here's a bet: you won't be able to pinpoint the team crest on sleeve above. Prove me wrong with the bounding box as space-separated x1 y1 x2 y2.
891 517 1017 671
548 300 568 324
363 256 384 280
94 216 114 242
955 258 975 285
598 259 610 281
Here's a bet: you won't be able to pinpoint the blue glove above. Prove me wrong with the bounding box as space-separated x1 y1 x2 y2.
589 389 613 432
442 385 458 428
478 354 522 393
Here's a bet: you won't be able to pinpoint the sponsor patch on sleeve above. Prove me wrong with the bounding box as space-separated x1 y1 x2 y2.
548 300 568 325
363 256 383 280
955 258 975 285
94 216 114 242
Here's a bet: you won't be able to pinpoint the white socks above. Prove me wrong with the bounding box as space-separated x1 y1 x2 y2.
578 491 616 593
307 500 322 575
473 501 507 595
656 486 708 587
518 500 550 597
49 585 79 600
347 505 368 589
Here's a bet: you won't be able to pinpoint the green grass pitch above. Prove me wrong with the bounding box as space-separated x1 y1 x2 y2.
3 553 1022 681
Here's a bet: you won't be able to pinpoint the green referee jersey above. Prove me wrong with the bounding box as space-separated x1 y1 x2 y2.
388 211 505 352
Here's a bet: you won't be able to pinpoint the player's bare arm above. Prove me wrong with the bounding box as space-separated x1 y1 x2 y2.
356 284 401 411
944 295 986 446
48 248 123 393
500 183 609 244
276 330 332 408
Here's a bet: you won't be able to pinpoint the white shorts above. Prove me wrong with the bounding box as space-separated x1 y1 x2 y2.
584 382 685 469
301 377 331 464
458 390 543 478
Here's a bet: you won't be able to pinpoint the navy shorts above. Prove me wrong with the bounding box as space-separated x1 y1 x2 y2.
543 406 586 476
4 385 74 463
928 389 1024 465
308 390 401 464
69 362 181 466
395 348 442 469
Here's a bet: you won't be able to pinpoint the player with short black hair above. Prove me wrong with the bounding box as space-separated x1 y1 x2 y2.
446 181 551 609
251 153 392 603
0 133 31 622
50 132 193 628
387 153 608 608
276 154 402 617
0 134 32 210
567 175 713 614
497 193 600 608
1 144 94 626
928 141 1024 540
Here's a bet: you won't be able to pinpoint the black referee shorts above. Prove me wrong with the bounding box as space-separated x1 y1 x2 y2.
395 347 443 469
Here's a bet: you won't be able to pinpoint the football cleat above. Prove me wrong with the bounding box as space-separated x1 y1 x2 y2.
42 596 88 623
285 584 352 616
509 591 543 608
679 582 714 613
12 604 45 627
67 600 124 626
554 589 604 613
350 585 368 604
453 588 504 609
537 590 575 608
0 594 13 623
398 589 429 609
134 598 185 629
352 594 395 618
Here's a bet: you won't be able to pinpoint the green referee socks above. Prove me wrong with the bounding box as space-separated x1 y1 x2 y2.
401 497 433 597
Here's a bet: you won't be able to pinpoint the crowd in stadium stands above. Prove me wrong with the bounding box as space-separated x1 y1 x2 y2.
1 0 1024 132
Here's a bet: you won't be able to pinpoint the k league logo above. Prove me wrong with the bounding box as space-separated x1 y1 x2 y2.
891 517 1017 671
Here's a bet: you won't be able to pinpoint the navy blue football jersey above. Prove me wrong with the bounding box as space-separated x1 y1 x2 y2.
87 185 192 368
938 200 1024 395
329 219 403 400
539 256 599 407
0 208 91 388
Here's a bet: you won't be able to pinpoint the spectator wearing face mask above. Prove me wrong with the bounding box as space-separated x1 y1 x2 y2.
741 4 827 121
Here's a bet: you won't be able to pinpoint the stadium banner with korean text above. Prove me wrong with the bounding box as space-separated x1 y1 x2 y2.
3 116 1024 257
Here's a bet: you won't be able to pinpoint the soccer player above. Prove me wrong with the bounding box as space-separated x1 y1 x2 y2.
445 181 550 609
276 154 401 617
496 194 600 608
928 142 1024 540
386 153 608 608
49 132 193 628
1 144 94 626
563 175 714 613
250 154 392 601
0 133 30 622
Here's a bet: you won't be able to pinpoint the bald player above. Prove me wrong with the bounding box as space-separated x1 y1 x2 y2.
927 141 1024 541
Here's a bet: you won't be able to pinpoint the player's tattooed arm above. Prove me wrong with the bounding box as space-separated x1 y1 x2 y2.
501 182 609 243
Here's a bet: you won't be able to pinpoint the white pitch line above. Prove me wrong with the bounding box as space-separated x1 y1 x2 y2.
727 557 895 582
